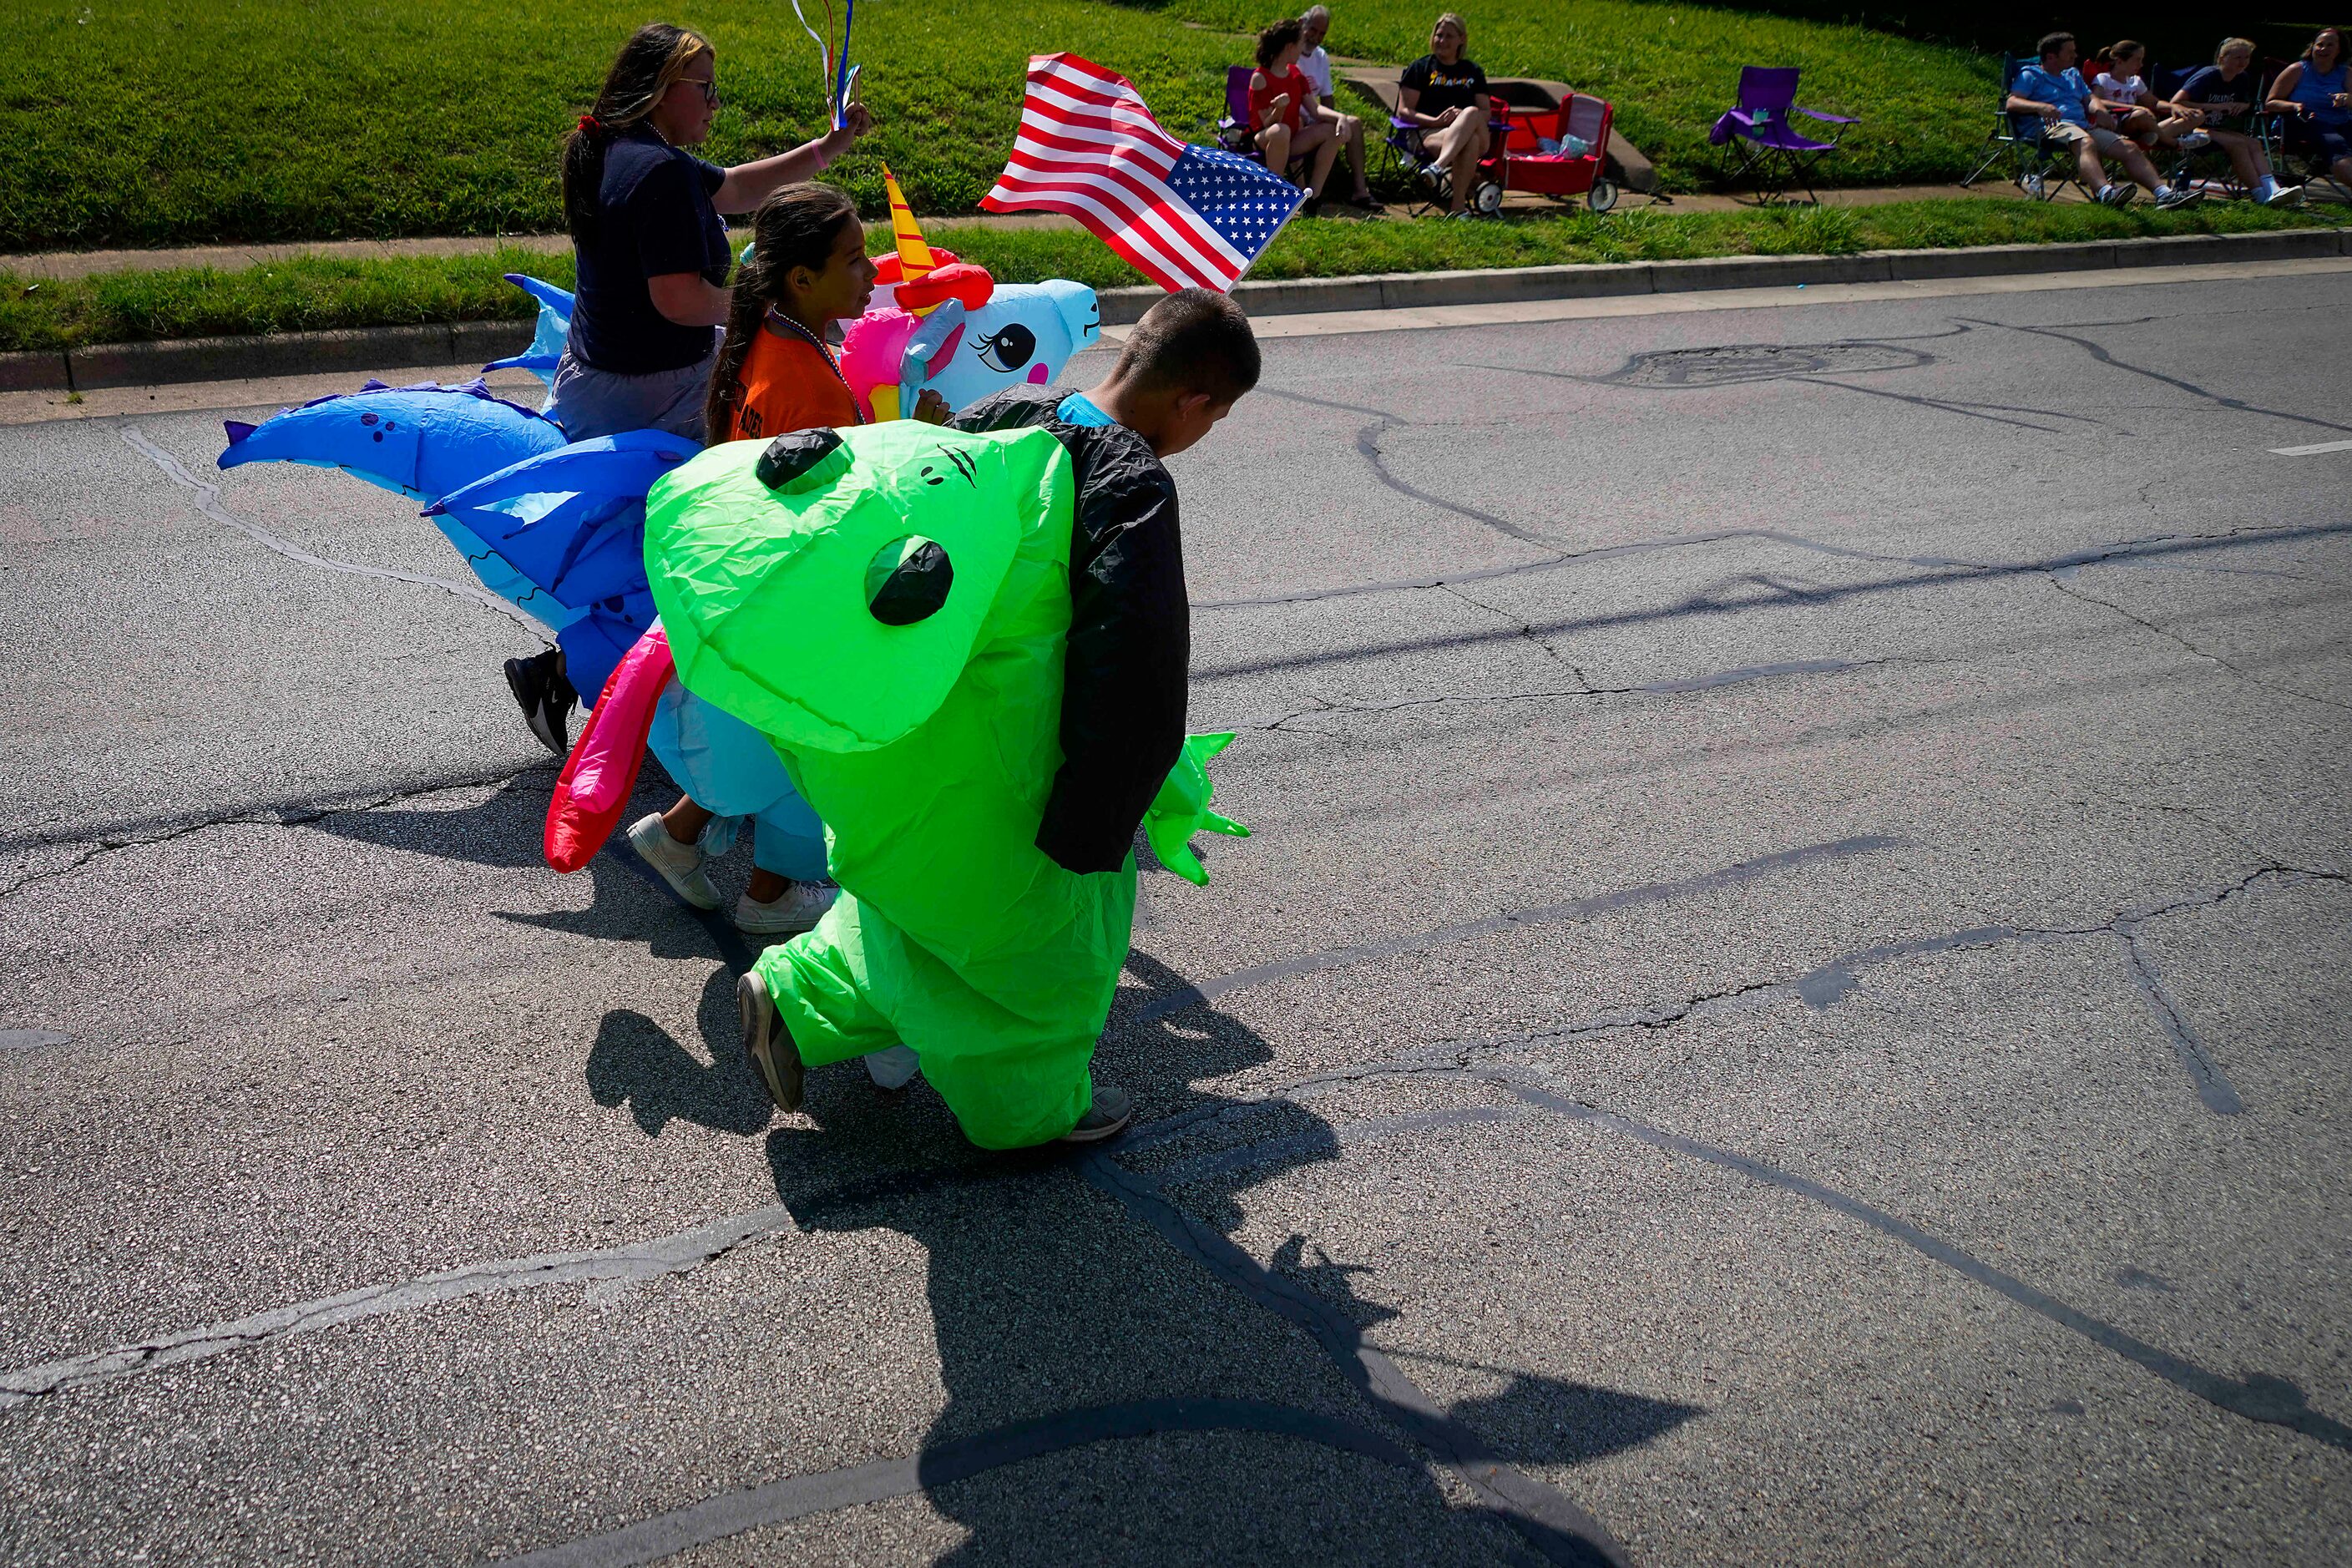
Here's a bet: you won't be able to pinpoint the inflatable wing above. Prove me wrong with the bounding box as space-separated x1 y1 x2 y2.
425 431 696 697
218 377 568 507
484 275 575 386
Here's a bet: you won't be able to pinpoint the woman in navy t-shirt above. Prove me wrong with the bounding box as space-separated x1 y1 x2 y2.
544 23 873 448
1397 13 1492 216
2170 38 2303 206
508 22 873 752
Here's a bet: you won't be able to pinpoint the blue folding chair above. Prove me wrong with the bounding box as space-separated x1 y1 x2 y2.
1960 53 2084 202
1708 66 1855 202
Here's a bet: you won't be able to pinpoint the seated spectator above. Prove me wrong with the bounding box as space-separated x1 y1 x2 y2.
1251 18 1383 212
2267 26 2352 192
1398 11 1492 217
2170 37 2303 205
1298 4 1337 108
2091 39 2206 153
2006 31 2200 209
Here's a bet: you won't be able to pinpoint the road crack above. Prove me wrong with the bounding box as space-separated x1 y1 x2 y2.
2044 571 2352 716
0 764 552 903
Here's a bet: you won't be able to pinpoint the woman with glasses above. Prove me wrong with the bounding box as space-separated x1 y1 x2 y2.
545 23 873 447
509 23 873 751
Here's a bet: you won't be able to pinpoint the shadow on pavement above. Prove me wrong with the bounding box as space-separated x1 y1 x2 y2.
746 948 1699 1564
584 968 774 1137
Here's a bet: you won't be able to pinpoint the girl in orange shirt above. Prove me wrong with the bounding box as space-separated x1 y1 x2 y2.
638 183 944 938
703 182 951 443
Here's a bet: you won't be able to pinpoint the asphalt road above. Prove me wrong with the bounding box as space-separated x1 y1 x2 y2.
2 260 2349 1566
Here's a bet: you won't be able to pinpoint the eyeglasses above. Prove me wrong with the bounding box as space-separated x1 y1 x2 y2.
680 76 720 108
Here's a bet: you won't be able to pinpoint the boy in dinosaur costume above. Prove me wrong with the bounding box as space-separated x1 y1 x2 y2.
646 290 1259 1147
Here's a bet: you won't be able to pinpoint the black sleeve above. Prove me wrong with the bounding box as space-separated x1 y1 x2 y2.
1036 464 1191 874
628 156 718 279
1400 58 1430 97
946 388 1054 435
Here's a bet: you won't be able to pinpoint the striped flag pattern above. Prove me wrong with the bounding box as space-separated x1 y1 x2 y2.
982 53 1304 293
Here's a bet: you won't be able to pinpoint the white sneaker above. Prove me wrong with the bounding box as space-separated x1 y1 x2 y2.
862 1044 921 1090
735 881 837 936
2179 129 2212 151
2263 178 2306 207
2153 184 2202 210
2021 170 2046 199
2098 183 2137 208
626 812 721 909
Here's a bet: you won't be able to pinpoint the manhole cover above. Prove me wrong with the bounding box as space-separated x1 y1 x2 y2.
1605 341 1934 387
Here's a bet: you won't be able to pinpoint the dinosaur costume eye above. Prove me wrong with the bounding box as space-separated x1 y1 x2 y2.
866 536 953 625
756 427 845 491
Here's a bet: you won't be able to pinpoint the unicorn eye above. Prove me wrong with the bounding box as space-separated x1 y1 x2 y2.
975 324 1037 373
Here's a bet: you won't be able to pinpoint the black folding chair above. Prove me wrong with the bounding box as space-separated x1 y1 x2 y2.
2255 59 2352 204
1960 53 2084 201
2153 63 2255 201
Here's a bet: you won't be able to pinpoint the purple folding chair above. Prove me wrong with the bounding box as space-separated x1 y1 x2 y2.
1707 66 1856 202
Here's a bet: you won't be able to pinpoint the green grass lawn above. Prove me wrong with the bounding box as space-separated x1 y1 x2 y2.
2 200 2331 354
2 0 1237 252
9 0 1999 253
1143 0 1996 193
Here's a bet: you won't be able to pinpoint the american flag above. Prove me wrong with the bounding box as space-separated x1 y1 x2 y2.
982 53 1304 293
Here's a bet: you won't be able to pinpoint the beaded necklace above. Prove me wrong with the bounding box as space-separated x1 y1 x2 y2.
762 309 867 424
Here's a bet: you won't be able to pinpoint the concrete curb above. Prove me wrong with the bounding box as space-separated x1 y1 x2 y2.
6 227 2345 393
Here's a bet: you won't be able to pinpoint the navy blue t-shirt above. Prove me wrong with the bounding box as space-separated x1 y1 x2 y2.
570 126 730 375
2175 64 2261 129
1400 53 1489 117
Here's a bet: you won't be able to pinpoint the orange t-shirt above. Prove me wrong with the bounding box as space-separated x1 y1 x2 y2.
729 320 870 443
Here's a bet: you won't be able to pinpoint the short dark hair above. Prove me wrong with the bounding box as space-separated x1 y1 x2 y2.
2036 30 2075 60
1257 18 1303 68
1115 289 1261 406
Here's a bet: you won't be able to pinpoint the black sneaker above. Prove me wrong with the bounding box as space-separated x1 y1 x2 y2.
1059 1084 1132 1143
738 970 804 1112
502 648 575 755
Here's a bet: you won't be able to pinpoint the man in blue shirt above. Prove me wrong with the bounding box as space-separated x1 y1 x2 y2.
2006 32 2201 209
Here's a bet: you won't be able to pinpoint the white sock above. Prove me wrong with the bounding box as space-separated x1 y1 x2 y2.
2098 184 2116 200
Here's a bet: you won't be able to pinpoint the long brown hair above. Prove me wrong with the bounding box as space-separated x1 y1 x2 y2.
561 23 713 244
703 184 862 443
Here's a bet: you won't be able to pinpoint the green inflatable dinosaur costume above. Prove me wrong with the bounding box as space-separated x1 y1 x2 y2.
645 419 1245 1147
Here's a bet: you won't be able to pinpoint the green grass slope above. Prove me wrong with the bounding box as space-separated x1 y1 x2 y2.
0 0 1234 251
1141 0 1998 191
9 0 2000 252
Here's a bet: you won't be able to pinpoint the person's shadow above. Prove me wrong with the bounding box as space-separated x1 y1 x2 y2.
584 969 775 1137
759 943 1702 1563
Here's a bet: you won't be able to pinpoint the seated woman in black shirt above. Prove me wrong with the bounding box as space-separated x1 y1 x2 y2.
1397 12 1491 216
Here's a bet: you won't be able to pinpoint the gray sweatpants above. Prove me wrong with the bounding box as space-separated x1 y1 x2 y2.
541 330 722 443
